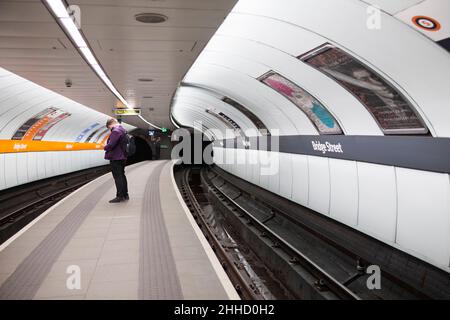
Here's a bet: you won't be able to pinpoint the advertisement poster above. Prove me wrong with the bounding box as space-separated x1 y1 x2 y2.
12 107 71 140
85 127 103 142
93 128 109 143
222 97 270 136
259 71 342 134
32 109 71 141
206 108 242 132
300 44 428 134
75 123 100 142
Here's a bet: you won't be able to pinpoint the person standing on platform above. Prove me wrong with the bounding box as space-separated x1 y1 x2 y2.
104 118 129 203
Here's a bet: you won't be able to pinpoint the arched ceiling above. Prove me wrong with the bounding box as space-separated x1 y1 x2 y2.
172 0 450 138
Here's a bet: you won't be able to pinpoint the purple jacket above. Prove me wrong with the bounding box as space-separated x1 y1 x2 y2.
104 125 127 160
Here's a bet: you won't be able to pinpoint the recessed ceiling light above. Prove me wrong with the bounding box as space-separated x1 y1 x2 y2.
138 78 153 82
135 13 168 24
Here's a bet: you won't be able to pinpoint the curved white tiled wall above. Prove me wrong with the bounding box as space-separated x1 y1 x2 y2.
0 67 134 191
173 0 450 272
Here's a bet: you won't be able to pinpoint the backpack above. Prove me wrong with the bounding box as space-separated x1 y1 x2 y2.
122 133 136 157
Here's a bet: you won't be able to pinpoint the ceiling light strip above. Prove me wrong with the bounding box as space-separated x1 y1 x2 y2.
138 115 162 130
43 0 130 109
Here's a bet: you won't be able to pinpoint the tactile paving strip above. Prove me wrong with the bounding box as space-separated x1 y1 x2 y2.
139 161 183 299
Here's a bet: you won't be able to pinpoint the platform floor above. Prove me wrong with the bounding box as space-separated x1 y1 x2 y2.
0 160 239 300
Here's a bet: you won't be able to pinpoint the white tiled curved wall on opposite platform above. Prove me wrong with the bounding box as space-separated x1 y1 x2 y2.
174 0 450 272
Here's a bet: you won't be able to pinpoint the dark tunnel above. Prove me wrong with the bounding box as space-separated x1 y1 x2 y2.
126 136 152 165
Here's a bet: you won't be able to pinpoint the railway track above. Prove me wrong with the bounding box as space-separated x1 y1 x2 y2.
177 166 263 300
0 165 110 244
199 167 361 300
175 164 450 299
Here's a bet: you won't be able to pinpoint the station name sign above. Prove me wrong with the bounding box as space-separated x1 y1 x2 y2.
113 108 141 116
311 140 344 154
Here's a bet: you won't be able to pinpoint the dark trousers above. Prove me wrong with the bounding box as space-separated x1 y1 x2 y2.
110 160 128 198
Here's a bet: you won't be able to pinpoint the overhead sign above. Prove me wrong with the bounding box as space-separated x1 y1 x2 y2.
113 108 141 116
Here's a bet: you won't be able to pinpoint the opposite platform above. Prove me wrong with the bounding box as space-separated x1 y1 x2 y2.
0 160 239 300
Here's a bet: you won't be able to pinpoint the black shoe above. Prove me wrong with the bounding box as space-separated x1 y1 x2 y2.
124 195 129 201
109 197 123 203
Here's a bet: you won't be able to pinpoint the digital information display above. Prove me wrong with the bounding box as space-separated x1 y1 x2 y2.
300 44 428 135
259 71 342 135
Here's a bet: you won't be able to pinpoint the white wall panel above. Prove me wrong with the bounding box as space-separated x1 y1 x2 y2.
36 152 46 179
213 147 223 168
4 153 18 188
329 159 359 226
396 168 450 267
226 148 235 175
357 162 397 243
258 151 270 191
291 154 309 206
0 154 5 190
27 152 38 183
278 152 293 199
45 152 55 177
307 156 330 216
363 0 423 14
235 148 247 180
16 153 28 185
267 152 280 194
249 149 260 186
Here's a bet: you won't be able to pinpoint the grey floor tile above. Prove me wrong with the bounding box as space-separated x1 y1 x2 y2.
57 246 103 261
34 277 90 299
47 259 97 280
90 263 139 283
86 280 138 300
98 250 139 266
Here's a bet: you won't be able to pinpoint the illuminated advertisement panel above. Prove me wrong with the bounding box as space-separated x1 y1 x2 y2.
75 123 100 142
33 109 71 141
222 97 270 136
300 44 428 134
12 107 71 140
259 71 342 134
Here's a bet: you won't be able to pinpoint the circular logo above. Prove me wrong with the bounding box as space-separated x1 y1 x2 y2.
412 15 441 31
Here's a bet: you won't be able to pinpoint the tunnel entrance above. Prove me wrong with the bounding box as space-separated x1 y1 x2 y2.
126 136 152 165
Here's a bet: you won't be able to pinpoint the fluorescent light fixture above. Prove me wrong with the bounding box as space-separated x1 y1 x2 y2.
60 17 87 48
43 0 133 110
138 115 161 129
45 0 70 18
79 47 97 65
91 64 107 79
44 0 162 128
